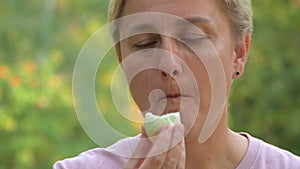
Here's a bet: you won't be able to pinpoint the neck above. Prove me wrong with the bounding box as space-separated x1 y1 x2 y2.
184 108 248 169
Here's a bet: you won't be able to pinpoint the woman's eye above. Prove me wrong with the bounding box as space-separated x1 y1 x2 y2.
180 35 208 44
134 41 158 49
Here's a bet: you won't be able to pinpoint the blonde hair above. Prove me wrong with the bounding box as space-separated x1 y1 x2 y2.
218 0 253 40
107 0 253 42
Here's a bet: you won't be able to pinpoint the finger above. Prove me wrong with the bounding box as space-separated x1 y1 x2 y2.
174 125 186 169
133 125 152 157
176 125 186 169
140 125 173 168
170 124 185 149
176 147 186 169
123 126 152 169
164 124 186 169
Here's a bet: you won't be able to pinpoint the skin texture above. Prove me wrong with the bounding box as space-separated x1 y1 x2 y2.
117 0 251 168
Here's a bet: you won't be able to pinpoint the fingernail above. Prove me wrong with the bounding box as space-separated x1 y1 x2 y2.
141 125 147 138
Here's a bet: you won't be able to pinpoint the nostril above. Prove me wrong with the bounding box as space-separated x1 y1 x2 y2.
161 69 179 77
161 71 167 77
172 70 178 76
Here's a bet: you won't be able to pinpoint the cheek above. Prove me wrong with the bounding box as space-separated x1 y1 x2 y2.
208 39 235 95
128 70 161 111
214 38 235 84
218 49 235 91
189 60 212 107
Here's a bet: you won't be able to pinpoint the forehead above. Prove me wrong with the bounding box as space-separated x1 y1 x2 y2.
121 0 222 22
118 0 231 40
118 13 210 39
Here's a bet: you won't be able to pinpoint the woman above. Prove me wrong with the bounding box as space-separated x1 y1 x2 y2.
54 0 300 168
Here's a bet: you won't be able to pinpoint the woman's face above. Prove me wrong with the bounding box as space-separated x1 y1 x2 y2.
117 0 246 136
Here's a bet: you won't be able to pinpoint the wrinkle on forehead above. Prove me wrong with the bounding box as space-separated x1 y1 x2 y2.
121 0 220 20
148 0 181 12
118 13 209 41
119 0 229 40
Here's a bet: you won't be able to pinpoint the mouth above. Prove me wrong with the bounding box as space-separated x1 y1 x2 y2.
157 93 192 115
166 93 182 99
159 93 190 100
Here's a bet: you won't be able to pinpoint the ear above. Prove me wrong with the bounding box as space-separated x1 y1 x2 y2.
233 33 251 78
115 43 123 63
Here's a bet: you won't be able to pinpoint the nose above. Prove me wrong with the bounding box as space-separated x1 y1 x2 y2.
159 37 182 78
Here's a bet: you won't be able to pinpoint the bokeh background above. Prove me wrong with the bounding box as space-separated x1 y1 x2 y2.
0 0 300 168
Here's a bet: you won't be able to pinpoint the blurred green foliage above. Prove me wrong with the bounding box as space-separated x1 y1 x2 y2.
0 0 299 168
230 0 300 155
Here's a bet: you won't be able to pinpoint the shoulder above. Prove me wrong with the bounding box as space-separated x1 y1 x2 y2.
53 135 140 169
236 133 300 169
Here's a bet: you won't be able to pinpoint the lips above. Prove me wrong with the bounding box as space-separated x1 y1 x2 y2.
163 93 191 100
161 93 183 115
158 93 192 115
166 93 182 98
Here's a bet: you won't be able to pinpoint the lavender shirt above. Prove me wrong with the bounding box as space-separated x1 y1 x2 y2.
53 133 300 169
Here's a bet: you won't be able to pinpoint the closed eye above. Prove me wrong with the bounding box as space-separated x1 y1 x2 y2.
181 37 207 43
180 33 208 44
134 40 159 49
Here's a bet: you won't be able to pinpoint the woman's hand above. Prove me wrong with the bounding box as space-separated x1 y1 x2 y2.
123 124 186 169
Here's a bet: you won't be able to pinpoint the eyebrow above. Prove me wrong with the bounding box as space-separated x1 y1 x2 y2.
127 23 155 34
125 16 211 35
178 16 211 25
